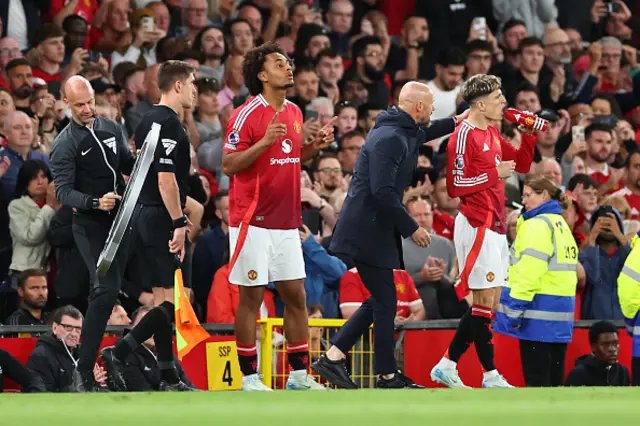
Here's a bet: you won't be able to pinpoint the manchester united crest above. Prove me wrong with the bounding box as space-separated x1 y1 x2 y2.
248 270 258 281
486 272 495 282
294 120 301 134
525 117 534 127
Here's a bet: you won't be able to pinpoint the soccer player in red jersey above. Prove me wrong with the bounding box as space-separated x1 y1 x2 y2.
222 42 336 391
431 74 539 388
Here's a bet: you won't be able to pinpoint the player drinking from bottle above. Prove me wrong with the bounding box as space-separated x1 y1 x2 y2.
221 42 337 391
431 74 538 388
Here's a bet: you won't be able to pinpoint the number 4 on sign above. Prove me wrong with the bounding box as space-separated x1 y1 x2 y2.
205 341 243 391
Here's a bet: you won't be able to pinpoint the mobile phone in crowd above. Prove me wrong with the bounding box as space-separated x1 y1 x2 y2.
141 16 155 32
472 17 486 40
572 125 585 142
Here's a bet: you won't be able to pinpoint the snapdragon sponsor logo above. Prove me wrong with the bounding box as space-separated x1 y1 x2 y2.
270 157 300 166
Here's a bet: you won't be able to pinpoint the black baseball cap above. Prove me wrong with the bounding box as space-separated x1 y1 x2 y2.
537 108 559 122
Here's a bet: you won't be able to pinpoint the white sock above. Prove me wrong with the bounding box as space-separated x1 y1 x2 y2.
438 357 457 370
243 373 259 381
289 369 307 377
483 369 498 380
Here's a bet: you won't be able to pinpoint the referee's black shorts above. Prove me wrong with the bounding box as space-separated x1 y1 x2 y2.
131 204 189 289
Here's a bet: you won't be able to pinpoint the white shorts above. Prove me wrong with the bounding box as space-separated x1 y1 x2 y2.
454 213 509 291
228 225 306 286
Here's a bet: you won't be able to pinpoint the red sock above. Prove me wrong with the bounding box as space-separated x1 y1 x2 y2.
286 340 309 371
237 342 258 376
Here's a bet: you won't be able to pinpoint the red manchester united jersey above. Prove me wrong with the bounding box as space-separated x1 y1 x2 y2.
339 268 422 318
446 120 536 234
432 208 455 241
224 94 303 230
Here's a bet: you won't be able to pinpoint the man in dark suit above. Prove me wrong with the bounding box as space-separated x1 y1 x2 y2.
312 81 468 388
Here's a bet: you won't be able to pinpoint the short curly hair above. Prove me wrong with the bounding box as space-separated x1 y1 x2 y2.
243 42 291 96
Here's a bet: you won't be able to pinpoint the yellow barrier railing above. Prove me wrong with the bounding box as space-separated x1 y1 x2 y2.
258 318 377 389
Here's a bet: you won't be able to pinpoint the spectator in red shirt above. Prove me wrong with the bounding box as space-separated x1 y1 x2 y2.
585 123 624 196
339 268 425 322
431 172 458 241
612 150 640 220
31 24 66 84
47 0 98 28
0 37 23 90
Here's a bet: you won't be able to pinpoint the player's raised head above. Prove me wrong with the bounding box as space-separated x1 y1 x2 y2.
243 42 294 96
461 74 506 121
157 60 197 109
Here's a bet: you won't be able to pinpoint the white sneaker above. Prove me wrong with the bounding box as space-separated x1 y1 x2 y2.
242 374 273 391
286 371 327 390
430 364 471 389
482 371 514 388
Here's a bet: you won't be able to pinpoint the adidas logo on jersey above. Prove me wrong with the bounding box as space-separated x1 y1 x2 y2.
483 143 490 152
102 137 116 154
162 138 177 155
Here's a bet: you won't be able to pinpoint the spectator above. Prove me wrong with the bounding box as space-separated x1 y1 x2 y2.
347 36 388 107
465 39 494 79
580 205 631 320
326 0 354 57
514 83 542 114
227 18 254 56
315 48 343 104
612 149 640 220
299 224 346 319
339 267 425 321
357 102 384 136
431 172 458 241
107 301 131 327
337 129 364 175
533 109 563 163
289 65 318 112
47 0 99 28
5 268 48 328
494 0 557 39
179 0 208 41
300 169 337 241
402 197 459 319
313 154 343 200
565 320 630 386
0 111 50 203
0 37 23 90
5 58 34 117
305 97 334 129
147 2 170 34
335 101 357 140
386 14 430 81
537 158 563 188
110 8 166 72
61 16 89 66
124 64 158 136
584 123 623 195
597 36 627 93
194 26 226 81
275 1 309 55
217 54 246 112
26 305 109 392
8 159 57 278
30 24 66 84
0 0 51 51
195 77 223 177
339 73 369 107
503 37 548 106
568 174 600 221
193 191 228 316
236 2 261 36
0 87 15 133
427 47 465 120
121 306 194 391
562 190 587 248
498 19 528 68
92 0 133 54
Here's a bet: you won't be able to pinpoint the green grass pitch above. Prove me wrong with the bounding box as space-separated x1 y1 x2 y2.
1 388 638 425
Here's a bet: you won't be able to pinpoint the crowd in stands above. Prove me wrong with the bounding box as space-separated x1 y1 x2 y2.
0 0 639 389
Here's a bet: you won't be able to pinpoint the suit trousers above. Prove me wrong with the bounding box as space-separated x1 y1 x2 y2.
519 339 567 387
331 260 397 375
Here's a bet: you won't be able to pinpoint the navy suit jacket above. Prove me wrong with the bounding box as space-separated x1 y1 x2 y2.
329 107 455 269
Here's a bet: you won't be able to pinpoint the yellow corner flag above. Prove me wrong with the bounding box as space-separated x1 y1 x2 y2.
175 268 210 360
